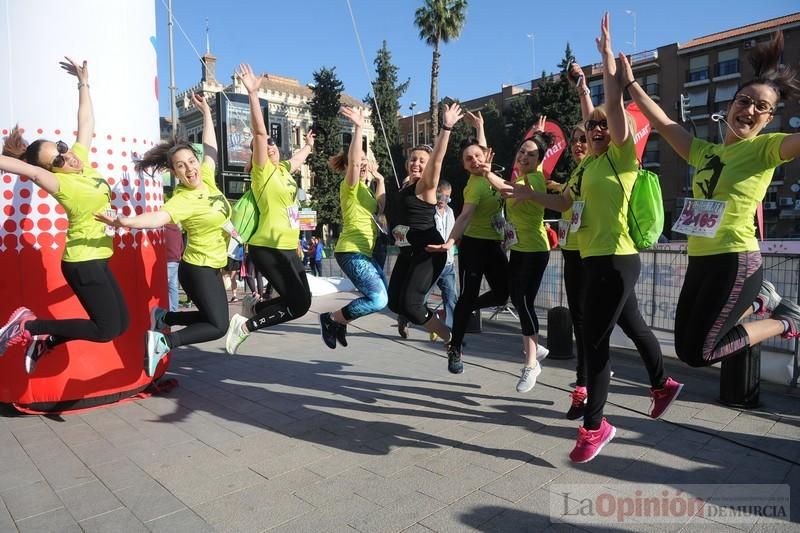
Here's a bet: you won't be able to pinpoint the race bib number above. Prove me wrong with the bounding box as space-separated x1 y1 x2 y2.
502 222 518 251
557 219 570 246
103 208 117 237
570 201 585 233
392 225 411 247
491 211 506 235
221 220 243 244
672 199 726 238
287 206 300 229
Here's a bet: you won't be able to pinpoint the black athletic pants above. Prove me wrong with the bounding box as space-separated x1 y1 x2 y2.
247 246 312 331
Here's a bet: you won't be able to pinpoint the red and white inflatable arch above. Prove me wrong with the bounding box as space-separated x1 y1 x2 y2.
0 0 170 413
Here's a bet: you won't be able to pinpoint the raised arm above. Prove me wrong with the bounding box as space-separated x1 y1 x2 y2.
191 92 218 168
287 130 316 174
569 63 595 121
369 161 386 214
0 155 60 195
479 150 572 212
427 202 476 253
597 13 628 146
418 102 464 198
60 57 94 149
94 209 171 229
618 53 692 161
340 107 364 187
237 64 267 167
464 110 486 146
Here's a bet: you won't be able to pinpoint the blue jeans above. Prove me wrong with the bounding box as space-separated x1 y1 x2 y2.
167 261 180 312
336 252 389 321
426 262 456 329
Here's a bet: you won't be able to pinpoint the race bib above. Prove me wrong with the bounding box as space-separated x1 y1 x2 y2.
287 205 300 230
557 219 570 246
570 201 585 233
103 208 117 237
502 222 518 251
392 224 411 247
372 214 389 235
221 220 243 244
491 211 506 235
672 199 726 238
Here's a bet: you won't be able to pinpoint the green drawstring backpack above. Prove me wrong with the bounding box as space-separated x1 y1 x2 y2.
606 154 664 250
231 189 259 243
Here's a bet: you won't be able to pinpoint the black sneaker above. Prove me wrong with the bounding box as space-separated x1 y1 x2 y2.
566 387 588 420
336 323 348 347
319 312 338 349
397 316 409 339
25 335 51 375
447 344 463 374
772 299 800 339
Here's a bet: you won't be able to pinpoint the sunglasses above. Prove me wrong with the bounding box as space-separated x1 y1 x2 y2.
584 120 608 131
733 94 774 115
571 135 588 144
267 138 276 146
51 140 69 168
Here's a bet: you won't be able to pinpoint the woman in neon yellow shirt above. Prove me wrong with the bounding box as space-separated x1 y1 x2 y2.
0 58 130 375
319 107 387 348
224 64 316 355
96 92 231 378
619 31 800 366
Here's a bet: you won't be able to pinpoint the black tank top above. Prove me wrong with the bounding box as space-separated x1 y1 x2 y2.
401 183 436 231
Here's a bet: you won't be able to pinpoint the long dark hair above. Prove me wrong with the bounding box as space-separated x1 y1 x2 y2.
517 131 555 168
2 126 47 167
737 31 800 102
135 138 199 175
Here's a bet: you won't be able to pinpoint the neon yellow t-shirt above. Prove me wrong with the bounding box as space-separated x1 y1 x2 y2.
506 171 549 252
463 175 503 241
687 133 789 256
162 161 231 269
577 137 638 258
561 156 594 252
51 143 113 262
248 159 300 250
335 179 377 256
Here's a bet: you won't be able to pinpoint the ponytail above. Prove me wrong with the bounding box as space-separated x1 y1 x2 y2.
740 31 800 102
135 138 198 175
328 151 347 173
2 126 46 167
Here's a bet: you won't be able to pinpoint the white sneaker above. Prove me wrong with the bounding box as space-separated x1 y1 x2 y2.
241 293 259 319
150 306 168 331
225 314 249 355
536 344 549 361
145 331 169 377
516 363 542 393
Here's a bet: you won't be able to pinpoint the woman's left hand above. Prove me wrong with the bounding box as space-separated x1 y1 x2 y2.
94 211 121 227
190 92 210 113
60 57 89 84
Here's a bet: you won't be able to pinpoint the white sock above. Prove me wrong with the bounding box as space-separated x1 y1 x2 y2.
781 320 792 334
752 300 762 314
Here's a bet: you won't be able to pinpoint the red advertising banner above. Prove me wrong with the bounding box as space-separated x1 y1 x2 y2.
626 102 652 162
511 119 566 180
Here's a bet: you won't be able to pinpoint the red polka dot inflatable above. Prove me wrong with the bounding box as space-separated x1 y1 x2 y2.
0 1 168 413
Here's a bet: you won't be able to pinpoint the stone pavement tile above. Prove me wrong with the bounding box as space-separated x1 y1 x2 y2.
294 467 386 508
480 488 554 532
722 413 777 438
344 466 442 508
481 461 563 504
769 420 800 439
360 443 446 478
53 422 104 447
265 467 325 493
81 414 146 448
296 491 382 526
15 507 82 533
418 489 511 532
396 525 436 533
0 461 44 492
56 480 123 521
33 452 98 492
418 447 476 476
692 404 740 426
79 507 149 533
194 484 313 532
0 498 14 532
268 510 364 533
89 457 152 492
144 508 216 533
7 422 55 449
415 463 501 505
216 430 299 467
249 442 333 478
115 478 187 523
0 479 63 521
22 437 73 463
70 437 123 467
151 464 266 507
168 411 249 449
305 450 372 479
349 491 446 533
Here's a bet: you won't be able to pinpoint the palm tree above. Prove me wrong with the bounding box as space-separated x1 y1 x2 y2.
414 0 467 139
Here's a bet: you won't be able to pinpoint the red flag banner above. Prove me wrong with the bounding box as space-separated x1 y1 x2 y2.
626 102 651 162
511 119 566 180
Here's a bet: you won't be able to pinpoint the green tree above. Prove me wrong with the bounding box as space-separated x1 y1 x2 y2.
308 67 344 231
414 0 468 139
480 100 512 172
364 40 409 195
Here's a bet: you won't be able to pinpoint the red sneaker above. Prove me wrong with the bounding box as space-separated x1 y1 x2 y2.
650 377 683 419
569 418 616 463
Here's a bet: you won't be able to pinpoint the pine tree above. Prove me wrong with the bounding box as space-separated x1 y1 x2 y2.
365 41 409 195
308 67 344 231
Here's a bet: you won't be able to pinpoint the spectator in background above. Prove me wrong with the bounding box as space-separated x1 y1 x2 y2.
164 222 184 311
310 236 324 276
300 234 310 268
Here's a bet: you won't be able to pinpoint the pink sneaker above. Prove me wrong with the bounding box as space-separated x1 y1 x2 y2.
650 377 683 419
569 418 616 463
0 307 36 356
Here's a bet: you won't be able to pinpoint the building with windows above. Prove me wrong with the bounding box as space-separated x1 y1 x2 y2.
399 13 800 238
173 49 374 200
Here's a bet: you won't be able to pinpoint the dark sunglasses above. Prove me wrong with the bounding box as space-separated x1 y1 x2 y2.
51 140 69 168
267 137 276 146
571 135 588 144
584 120 608 131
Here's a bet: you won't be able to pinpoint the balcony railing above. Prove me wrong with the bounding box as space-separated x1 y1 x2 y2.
686 66 710 83
714 59 740 77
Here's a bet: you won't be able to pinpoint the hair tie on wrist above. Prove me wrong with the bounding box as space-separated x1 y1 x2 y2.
440 124 452 131
624 80 636 91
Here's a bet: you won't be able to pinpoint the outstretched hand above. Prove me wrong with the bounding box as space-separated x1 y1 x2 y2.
425 240 454 253
531 115 547 134
441 102 464 129
617 53 635 87
190 92 210 114
500 181 536 201
595 12 612 56
476 147 496 177
237 63 263 94
60 57 89 84
94 211 121 227
304 130 316 148
340 106 365 129
464 110 484 130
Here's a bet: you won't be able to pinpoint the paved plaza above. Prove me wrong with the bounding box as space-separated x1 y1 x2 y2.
0 292 798 532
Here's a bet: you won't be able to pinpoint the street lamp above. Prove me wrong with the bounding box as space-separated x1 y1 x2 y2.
526 33 536 80
410 101 417 146
625 10 637 53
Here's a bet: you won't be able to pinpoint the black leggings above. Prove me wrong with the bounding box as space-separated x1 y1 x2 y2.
163 262 229 348
675 252 762 367
388 246 446 325
562 249 587 387
27 259 129 346
450 236 509 349
244 253 265 295
508 250 549 336
247 246 311 331
582 254 665 430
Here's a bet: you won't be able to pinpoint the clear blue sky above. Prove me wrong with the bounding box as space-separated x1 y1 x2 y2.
155 0 797 118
